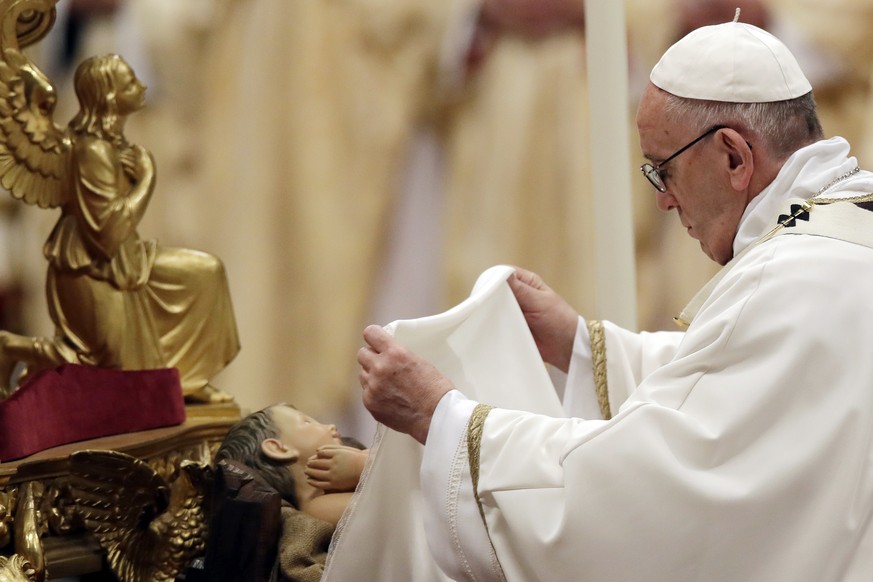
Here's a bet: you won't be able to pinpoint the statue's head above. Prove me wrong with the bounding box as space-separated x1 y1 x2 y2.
214 404 304 508
70 54 145 138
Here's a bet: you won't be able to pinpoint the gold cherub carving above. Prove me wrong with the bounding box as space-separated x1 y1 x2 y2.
0 0 239 403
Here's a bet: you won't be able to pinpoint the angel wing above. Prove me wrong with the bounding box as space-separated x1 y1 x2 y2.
0 37 70 208
69 450 214 582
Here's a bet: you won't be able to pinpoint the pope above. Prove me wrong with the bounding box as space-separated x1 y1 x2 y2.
358 12 873 582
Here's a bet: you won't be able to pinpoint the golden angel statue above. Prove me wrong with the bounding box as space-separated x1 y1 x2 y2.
0 2 239 403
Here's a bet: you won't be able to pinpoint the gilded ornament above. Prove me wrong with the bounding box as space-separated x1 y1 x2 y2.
0 554 36 582
0 489 12 548
12 482 43 581
68 450 213 582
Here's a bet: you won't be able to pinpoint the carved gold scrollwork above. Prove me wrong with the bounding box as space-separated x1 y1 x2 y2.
0 488 14 549
0 0 58 51
0 553 37 581
13 482 44 582
13 6 55 48
39 479 80 537
148 444 213 484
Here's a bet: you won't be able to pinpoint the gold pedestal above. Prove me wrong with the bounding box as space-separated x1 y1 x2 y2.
0 403 240 580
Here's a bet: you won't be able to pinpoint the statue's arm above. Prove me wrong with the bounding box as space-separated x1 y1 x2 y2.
73 137 155 259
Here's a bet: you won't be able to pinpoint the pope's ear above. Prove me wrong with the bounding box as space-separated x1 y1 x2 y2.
720 128 753 191
261 438 299 463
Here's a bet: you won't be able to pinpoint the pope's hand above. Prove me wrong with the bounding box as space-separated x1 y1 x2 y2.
508 267 579 372
358 325 454 445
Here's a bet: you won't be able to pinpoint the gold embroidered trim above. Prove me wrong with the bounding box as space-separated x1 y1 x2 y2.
467 403 493 520
587 319 611 420
813 191 873 204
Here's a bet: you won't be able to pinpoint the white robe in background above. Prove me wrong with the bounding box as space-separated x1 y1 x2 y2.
422 137 873 581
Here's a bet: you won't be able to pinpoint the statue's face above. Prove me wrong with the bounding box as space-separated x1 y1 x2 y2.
269 405 342 461
112 61 146 115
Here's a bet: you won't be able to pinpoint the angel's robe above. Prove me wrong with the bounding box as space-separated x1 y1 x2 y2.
42 133 239 396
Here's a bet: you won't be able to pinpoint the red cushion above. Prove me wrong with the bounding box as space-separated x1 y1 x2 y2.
0 364 186 461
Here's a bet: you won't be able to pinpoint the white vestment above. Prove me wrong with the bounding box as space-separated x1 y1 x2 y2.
423 137 873 581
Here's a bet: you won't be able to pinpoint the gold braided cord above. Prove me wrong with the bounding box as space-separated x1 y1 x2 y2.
467 403 493 520
813 191 873 204
587 319 611 420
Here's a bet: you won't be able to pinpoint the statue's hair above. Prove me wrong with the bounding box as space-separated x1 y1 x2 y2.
69 54 126 141
660 90 824 162
214 405 299 508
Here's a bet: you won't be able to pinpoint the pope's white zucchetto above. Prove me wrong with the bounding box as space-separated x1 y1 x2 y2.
650 20 812 103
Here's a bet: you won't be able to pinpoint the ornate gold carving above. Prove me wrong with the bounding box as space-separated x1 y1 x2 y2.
0 489 13 549
7 0 57 50
0 416 235 580
13 482 45 581
586 319 611 420
147 443 213 484
39 479 79 537
69 450 213 582
0 553 37 581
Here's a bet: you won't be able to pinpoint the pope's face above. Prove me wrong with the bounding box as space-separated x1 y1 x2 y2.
269 405 342 460
636 84 747 265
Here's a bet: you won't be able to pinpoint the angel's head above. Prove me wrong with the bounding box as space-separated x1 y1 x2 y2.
215 404 339 508
70 54 146 139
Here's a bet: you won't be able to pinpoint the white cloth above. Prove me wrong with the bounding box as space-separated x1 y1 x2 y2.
323 265 564 581
424 137 873 581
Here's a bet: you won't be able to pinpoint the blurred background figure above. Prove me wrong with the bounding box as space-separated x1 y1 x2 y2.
197 0 596 440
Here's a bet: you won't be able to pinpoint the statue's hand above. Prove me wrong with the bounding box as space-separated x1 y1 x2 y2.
304 445 368 492
119 145 154 184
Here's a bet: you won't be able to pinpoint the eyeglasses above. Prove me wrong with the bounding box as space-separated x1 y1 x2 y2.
640 125 727 193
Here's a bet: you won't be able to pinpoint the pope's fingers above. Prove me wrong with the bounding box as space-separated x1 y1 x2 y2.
362 324 393 352
357 346 374 368
509 267 546 290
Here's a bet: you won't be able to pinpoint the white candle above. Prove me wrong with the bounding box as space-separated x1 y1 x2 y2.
583 0 638 330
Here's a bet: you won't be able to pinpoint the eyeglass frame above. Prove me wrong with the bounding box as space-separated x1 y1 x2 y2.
639 124 729 193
